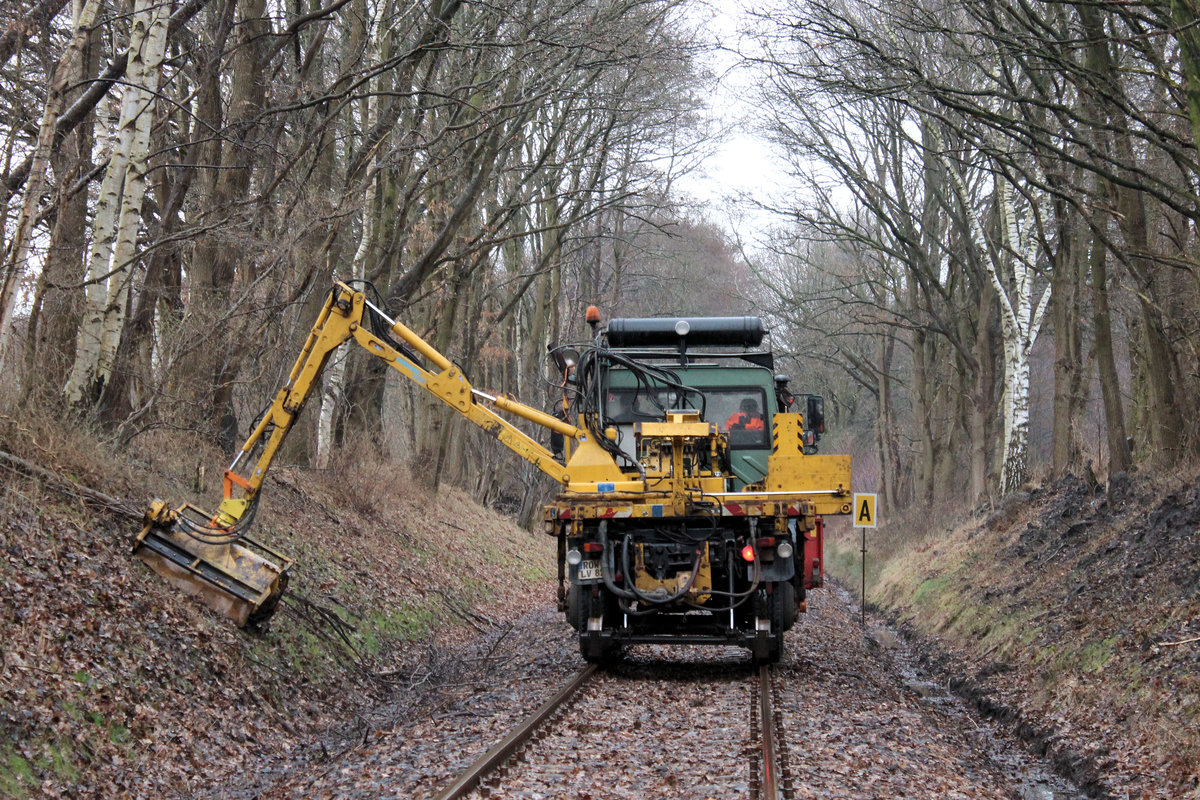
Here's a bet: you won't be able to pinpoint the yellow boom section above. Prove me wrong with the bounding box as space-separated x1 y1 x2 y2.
223 283 588 511
136 281 619 626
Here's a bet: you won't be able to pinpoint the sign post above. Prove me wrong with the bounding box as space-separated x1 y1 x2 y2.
852 493 877 625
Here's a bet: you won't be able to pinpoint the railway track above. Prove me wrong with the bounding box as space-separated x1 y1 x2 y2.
430 656 789 800
753 664 787 800
431 663 599 800
249 593 1088 799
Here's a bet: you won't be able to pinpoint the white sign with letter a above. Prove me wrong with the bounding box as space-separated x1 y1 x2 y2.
853 493 877 528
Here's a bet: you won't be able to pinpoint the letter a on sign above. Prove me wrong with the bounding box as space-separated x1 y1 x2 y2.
853 493 877 528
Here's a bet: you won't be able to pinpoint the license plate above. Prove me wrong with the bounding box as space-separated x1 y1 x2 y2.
577 559 602 581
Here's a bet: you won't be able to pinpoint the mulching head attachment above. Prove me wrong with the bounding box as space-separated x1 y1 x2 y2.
134 500 292 627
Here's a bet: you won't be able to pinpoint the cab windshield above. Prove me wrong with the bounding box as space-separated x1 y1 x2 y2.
605 387 770 449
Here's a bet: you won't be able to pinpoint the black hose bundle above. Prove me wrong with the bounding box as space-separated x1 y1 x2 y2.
347 279 424 368
175 495 261 544
571 344 707 469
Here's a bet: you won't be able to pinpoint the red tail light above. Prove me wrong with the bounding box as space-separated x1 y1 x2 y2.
741 544 756 562
583 542 603 554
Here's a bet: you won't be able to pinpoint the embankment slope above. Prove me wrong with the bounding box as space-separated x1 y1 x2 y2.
829 472 1200 798
0 420 555 798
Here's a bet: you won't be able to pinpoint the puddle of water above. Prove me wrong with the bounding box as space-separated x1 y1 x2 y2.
896 656 1086 798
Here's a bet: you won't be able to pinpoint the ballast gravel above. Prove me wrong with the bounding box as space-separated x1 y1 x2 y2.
236 589 1084 800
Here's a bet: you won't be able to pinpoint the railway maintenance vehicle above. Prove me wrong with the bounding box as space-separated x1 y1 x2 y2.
136 281 852 662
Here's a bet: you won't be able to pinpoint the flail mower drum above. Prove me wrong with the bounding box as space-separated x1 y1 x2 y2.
134 499 292 628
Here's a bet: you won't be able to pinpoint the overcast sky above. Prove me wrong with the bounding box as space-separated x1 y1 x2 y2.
674 0 798 244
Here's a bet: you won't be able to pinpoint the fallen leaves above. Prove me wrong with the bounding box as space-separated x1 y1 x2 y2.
1 450 554 798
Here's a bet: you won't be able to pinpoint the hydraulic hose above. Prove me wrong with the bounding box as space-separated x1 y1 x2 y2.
685 545 762 613
621 535 702 605
175 496 261 544
686 520 763 601
599 518 764 607
599 522 637 600
598 520 704 607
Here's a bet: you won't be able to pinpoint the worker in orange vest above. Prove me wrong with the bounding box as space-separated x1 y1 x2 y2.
725 398 765 431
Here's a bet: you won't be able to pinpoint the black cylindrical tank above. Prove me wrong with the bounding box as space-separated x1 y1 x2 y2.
606 317 765 348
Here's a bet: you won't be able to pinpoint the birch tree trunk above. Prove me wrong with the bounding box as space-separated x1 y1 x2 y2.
314 180 371 468
63 0 169 405
0 0 101 364
316 0 376 469
994 178 1051 492
942 155 1051 494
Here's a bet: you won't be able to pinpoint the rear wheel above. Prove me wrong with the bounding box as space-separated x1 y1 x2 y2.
774 581 796 632
566 582 585 631
766 586 786 663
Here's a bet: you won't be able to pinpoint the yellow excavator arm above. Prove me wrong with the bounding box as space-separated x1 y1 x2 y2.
221 283 585 516
136 281 613 626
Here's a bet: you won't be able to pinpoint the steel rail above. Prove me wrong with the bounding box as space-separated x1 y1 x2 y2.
431 664 598 800
759 664 781 800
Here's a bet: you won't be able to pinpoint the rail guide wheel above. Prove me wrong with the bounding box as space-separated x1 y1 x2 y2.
752 588 785 664
579 587 622 664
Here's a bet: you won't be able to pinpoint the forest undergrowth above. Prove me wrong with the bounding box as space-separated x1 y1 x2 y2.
0 409 556 799
827 469 1200 799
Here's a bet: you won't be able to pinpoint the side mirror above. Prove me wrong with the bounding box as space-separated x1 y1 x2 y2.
806 395 826 437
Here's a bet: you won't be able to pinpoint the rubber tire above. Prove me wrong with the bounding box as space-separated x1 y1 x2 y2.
566 582 585 631
774 581 796 632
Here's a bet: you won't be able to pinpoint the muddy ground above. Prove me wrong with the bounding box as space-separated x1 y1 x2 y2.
844 470 1200 800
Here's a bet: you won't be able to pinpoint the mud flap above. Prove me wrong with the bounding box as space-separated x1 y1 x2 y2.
580 616 619 663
